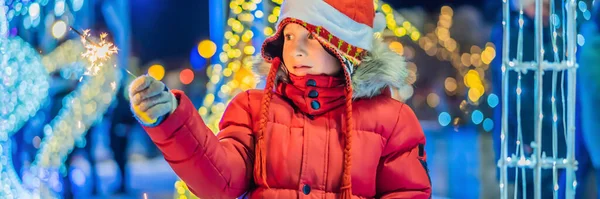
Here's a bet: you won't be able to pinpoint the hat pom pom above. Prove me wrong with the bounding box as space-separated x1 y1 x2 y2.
373 12 386 33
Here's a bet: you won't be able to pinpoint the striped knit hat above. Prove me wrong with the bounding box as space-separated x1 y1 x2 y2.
256 0 385 198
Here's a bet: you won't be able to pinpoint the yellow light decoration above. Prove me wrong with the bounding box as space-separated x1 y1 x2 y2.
225 31 233 39
264 26 274 36
244 46 256 55
204 94 215 108
268 14 278 23
410 31 420 41
198 40 217 58
223 68 233 77
229 1 238 9
148 64 165 80
441 5 454 16
381 4 392 13
233 6 242 14
468 88 482 102
394 27 407 37
219 53 229 63
389 41 404 55
464 70 480 88
198 107 208 116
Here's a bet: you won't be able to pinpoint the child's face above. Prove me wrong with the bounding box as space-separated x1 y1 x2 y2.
282 23 342 76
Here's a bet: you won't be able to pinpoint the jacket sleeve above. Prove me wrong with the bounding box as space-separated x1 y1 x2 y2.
142 89 255 198
376 104 432 199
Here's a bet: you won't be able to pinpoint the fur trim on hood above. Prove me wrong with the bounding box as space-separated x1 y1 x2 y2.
253 37 409 99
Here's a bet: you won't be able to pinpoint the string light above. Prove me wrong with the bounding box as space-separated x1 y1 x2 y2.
1 38 119 198
380 4 496 125
51 20 67 39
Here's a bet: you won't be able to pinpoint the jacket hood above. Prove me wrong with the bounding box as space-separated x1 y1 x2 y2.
253 37 409 99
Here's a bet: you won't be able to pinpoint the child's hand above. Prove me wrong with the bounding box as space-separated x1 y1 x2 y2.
128 75 177 125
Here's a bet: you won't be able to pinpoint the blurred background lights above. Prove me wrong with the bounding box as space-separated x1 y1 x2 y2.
483 118 494 132
445 77 457 92
51 20 67 39
179 69 195 85
197 40 217 58
72 0 85 11
148 64 165 81
29 3 40 20
427 93 440 108
54 0 66 16
472 110 484 125
488 93 499 108
439 112 451 127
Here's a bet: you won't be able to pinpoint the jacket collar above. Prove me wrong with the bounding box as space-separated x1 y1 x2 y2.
276 74 346 116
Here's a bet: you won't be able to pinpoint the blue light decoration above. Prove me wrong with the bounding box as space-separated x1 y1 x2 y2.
438 112 452 127
471 110 484 125
483 118 494 132
54 0 66 16
0 37 120 198
0 2 120 195
190 47 207 71
488 93 499 108
72 0 84 12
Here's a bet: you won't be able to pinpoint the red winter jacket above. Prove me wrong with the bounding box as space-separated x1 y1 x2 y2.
142 38 431 198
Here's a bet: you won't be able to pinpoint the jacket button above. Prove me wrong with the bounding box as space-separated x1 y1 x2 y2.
311 100 320 110
306 79 317 87
303 184 311 195
308 90 319 98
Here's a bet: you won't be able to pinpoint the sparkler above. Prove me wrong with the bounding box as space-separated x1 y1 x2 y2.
70 26 137 78
70 27 118 76
71 27 155 124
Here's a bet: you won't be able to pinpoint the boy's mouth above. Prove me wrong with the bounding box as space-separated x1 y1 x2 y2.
293 65 312 69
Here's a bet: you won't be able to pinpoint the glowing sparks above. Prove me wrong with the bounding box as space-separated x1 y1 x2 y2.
111 81 117 90
77 29 118 76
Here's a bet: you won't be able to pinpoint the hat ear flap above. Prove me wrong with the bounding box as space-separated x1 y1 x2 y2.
373 12 386 33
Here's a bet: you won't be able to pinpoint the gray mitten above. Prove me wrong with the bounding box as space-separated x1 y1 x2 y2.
128 75 177 126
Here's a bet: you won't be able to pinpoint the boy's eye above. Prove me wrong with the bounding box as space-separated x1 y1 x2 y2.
285 34 294 40
307 33 315 40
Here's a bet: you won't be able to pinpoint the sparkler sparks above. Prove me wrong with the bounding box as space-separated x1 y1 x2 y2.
71 27 118 76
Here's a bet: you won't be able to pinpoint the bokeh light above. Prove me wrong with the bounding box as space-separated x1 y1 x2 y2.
427 93 440 108
439 112 452 126
54 0 66 16
445 77 457 92
51 20 67 39
190 47 207 71
72 0 85 11
148 64 165 81
488 93 499 108
483 118 494 132
198 40 217 58
29 3 40 20
389 41 404 55
472 110 484 125
179 69 195 85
